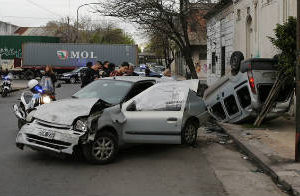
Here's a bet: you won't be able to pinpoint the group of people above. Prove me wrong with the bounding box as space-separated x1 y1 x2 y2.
81 61 138 88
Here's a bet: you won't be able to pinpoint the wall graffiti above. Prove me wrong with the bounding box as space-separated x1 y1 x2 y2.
0 48 22 59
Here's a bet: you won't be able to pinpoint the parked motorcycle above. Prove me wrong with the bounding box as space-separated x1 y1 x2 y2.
1 74 12 97
13 76 56 129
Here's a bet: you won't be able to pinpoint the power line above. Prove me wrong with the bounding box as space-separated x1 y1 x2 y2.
25 0 63 18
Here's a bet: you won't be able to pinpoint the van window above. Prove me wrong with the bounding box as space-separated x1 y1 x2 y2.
211 102 226 120
224 95 239 116
236 87 251 108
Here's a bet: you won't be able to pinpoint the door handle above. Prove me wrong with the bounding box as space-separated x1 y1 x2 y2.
167 117 178 122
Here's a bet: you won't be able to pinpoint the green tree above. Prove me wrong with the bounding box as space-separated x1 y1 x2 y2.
269 17 297 79
254 17 296 126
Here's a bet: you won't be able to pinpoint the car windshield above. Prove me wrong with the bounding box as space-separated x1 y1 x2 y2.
72 79 133 104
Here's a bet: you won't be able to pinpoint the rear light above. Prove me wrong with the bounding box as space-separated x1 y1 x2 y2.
247 70 256 94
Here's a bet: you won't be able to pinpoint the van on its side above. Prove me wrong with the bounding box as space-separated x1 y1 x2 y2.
204 55 293 124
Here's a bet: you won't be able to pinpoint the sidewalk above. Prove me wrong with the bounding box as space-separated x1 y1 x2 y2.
218 116 300 196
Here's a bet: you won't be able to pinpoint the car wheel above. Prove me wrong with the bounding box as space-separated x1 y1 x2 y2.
83 131 118 164
182 120 198 146
70 77 76 84
2 89 8 97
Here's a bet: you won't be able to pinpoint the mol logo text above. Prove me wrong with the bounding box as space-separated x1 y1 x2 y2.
57 50 98 60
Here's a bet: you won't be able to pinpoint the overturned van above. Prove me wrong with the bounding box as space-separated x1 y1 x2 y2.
204 52 293 123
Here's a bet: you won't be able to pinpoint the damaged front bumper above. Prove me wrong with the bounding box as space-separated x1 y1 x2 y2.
16 120 86 155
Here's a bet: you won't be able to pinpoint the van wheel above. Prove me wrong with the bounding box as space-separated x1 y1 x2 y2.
230 51 244 76
70 77 76 84
83 131 118 164
182 120 198 146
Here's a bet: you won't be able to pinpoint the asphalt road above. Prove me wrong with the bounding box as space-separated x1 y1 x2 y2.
0 82 287 196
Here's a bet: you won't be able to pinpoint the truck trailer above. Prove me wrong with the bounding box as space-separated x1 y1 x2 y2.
21 43 139 79
0 36 59 79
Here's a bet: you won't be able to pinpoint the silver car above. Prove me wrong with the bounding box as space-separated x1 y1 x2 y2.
16 77 207 164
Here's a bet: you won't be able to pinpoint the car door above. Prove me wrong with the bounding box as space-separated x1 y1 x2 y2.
121 83 188 144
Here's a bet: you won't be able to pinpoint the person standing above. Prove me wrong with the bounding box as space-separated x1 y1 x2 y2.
81 62 100 88
110 62 129 76
45 65 57 85
125 65 139 76
101 61 111 78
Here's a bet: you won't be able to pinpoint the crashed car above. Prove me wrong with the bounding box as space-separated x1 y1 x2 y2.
16 77 207 164
204 54 293 123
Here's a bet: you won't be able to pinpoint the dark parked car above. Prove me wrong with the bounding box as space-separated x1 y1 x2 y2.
59 67 87 84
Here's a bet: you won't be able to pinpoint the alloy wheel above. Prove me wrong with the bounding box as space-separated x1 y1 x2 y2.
92 136 115 161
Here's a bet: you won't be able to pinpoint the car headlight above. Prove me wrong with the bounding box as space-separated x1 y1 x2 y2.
74 119 88 132
42 95 51 104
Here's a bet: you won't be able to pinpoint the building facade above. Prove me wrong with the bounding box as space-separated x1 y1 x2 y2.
206 0 297 86
173 4 210 81
206 0 234 85
0 21 19 35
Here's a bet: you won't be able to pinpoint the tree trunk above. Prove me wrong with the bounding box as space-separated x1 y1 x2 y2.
182 47 198 79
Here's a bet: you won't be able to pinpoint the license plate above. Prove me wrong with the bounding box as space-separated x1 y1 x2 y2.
37 130 55 139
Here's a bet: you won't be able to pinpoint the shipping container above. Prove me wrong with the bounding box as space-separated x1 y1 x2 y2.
22 43 138 68
0 36 59 59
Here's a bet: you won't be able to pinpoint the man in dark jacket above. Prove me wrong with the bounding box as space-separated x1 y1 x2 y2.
81 62 100 88
100 61 111 78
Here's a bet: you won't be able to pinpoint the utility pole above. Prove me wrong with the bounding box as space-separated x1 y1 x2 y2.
76 3 101 43
296 0 300 162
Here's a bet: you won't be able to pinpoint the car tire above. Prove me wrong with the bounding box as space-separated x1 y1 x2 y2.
70 77 76 84
2 89 8 97
230 51 244 76
181 120 198 146
83 131 119 164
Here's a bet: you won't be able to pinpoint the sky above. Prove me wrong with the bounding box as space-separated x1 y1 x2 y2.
0 0 145 44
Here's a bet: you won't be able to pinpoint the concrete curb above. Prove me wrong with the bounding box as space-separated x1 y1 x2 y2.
218 122 300 196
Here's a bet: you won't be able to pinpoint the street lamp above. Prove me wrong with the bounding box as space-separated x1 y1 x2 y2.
76 2 102 42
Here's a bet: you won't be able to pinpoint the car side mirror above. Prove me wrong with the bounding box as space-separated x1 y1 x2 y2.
126 101 137 111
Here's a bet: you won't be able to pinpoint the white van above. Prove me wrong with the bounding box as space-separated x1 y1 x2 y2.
204 55 293 123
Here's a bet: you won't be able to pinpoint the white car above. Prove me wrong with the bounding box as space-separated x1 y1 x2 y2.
16 77 208 164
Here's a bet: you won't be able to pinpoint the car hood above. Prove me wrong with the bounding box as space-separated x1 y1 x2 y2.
33 98 100 125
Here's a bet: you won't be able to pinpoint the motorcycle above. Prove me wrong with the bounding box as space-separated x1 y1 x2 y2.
13 76 56 129
1 74 12 97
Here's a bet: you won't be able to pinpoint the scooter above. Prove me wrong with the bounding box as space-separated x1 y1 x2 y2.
13 76 56 129
1 75 12 97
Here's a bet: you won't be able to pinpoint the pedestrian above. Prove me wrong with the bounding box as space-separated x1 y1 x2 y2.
101 61 111 78
44 65 57 85
125 65 139 76
110 62 129 77
81 61 100 88
108 63 116 73
145 66 151 77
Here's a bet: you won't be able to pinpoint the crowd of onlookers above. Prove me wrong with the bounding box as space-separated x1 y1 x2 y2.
80 61 172 88
80 61 142 88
